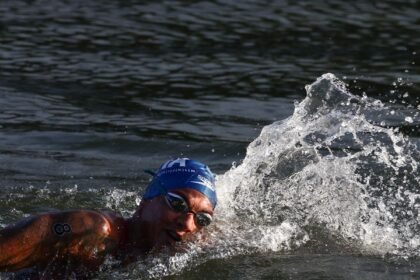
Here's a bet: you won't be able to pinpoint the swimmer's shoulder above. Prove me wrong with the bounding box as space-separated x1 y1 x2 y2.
48 210 127 251
48 209 126 235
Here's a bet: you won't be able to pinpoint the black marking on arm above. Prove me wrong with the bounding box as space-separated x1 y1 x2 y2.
52 223 72 236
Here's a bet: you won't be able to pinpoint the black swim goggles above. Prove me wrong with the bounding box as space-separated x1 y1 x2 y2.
164 192 213 227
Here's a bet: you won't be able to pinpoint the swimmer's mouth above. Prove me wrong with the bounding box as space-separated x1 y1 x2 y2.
167 231 182 242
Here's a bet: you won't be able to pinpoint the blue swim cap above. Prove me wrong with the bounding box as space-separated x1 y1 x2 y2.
143 158 217 208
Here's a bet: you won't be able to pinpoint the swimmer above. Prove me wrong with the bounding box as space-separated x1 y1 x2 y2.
0 158 217 279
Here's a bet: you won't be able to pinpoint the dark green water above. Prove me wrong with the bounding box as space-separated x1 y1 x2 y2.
0 0 419 279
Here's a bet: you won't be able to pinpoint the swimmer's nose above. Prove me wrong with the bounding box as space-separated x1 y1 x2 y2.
177 212 197 234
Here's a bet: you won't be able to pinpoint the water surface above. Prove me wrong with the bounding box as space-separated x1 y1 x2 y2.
0 1 419 279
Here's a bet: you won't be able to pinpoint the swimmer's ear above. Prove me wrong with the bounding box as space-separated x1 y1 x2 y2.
137 197 152 209
136 195 162 213
134 200 146 217
137 200 146 208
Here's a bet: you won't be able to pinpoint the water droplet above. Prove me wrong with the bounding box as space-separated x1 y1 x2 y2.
404 117 413 123
136 197 141 206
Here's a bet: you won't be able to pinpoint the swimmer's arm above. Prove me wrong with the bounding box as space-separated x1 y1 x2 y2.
0 214 59 271
0 210 121 272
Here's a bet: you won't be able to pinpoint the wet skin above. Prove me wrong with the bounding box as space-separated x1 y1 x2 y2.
126 188 214 252
0 188 213 278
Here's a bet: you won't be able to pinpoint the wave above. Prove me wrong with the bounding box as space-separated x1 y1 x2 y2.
216 73 419 257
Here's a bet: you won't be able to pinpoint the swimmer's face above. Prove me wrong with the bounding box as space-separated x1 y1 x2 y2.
137 188 214 250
